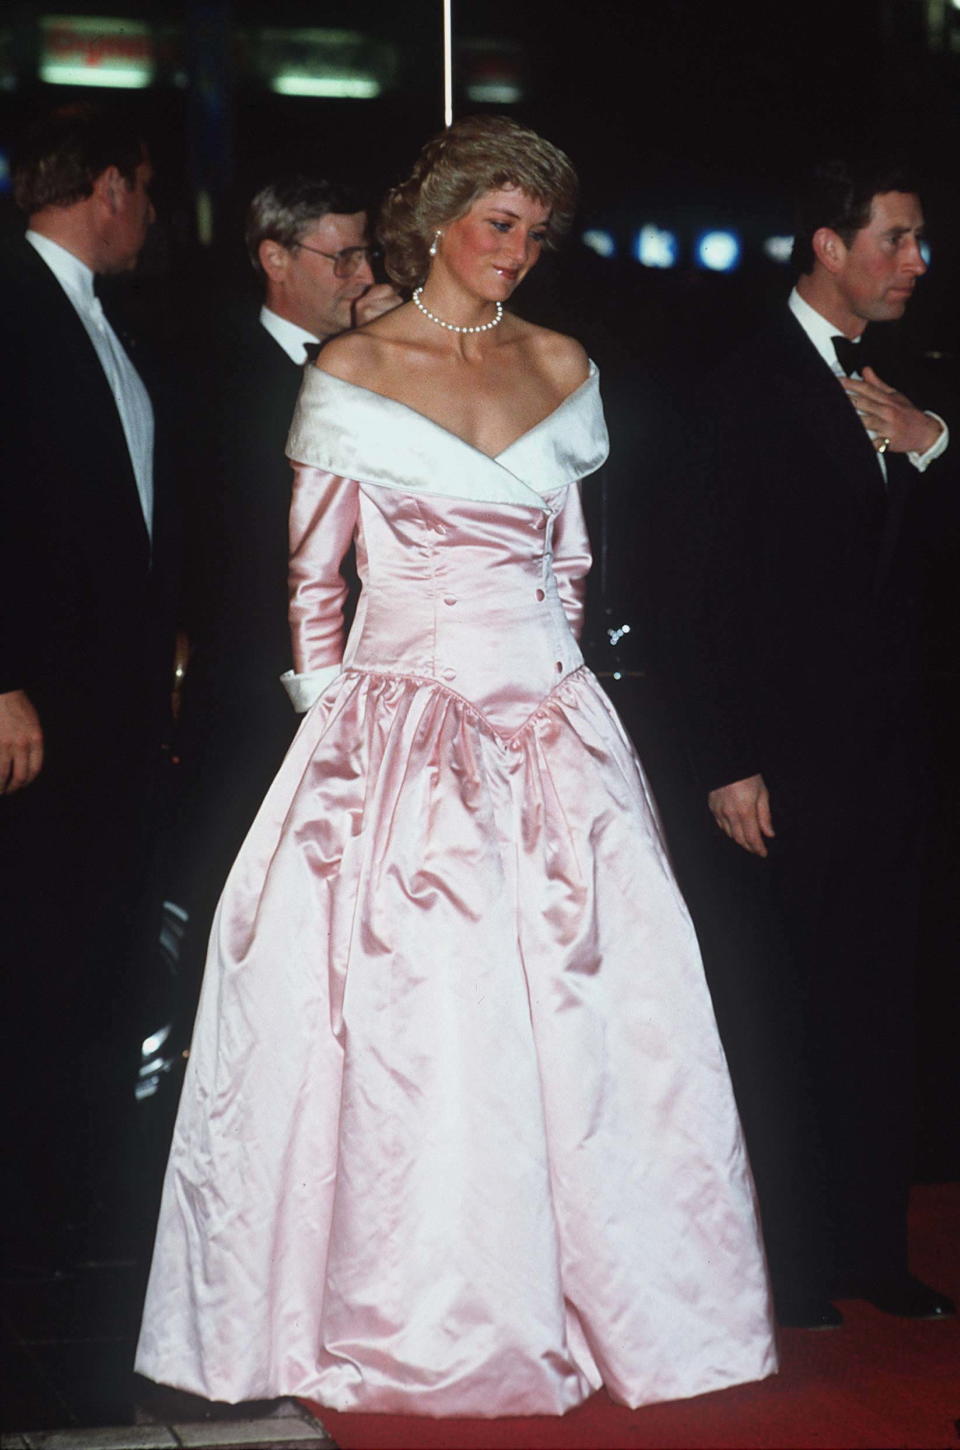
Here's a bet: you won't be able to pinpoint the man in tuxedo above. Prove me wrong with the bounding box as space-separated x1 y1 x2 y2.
652 155 956 1326
170 177 399 950
0 105 176 1264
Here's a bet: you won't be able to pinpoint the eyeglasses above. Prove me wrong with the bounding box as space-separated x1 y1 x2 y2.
293 242 381 277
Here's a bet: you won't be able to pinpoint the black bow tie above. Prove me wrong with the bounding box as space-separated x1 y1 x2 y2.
832 334 871 377
303 341 322 363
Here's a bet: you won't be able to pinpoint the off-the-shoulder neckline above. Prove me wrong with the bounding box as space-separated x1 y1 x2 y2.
304 360 598 463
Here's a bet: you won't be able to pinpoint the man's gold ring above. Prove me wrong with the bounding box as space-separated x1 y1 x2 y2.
877 436 891 455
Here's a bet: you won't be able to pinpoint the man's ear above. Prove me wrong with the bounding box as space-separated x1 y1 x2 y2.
92 166 126 215
811 226 847 275
258 238 289 283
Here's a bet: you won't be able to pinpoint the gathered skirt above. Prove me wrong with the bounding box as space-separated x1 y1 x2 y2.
135 665 776 1415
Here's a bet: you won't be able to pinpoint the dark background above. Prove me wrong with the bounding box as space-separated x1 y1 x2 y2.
2 0 959 345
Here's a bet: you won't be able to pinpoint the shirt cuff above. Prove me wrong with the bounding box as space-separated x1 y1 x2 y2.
280 663 341 713
908 413 949 471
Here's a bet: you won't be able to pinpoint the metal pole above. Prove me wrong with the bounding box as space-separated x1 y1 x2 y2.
443 0 453 126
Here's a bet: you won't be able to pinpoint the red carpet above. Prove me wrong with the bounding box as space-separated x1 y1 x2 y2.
306 1183 960 1450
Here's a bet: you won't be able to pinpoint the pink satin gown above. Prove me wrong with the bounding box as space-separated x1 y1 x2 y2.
135 363 777 1414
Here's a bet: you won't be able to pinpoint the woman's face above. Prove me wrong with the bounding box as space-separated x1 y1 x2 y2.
434 186 551 300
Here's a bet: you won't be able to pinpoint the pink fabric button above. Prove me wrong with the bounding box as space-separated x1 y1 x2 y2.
441 667 456 681
443 595 457 606
535 589 545 602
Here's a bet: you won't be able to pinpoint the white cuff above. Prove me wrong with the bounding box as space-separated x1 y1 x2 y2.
280 664 341 713
908 413 949 471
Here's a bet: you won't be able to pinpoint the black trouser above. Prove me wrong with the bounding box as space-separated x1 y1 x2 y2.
1 714 160 1267
613 677 832 1306
763 727 922 1289
631 678 922 1302
663 801 834 1306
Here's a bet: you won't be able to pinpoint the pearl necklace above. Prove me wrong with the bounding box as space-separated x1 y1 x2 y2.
412 286 503 334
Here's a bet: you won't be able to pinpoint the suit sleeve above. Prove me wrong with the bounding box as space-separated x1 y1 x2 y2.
906 367 960 545
651 409 766 793
282 466 360 712
0 299 34 695
552 482 593 642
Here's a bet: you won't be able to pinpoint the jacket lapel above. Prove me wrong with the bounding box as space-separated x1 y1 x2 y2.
768 312 888 524
26 243 152 568
874 451 914 594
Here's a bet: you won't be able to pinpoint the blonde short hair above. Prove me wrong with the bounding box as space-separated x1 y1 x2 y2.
379 115 578 291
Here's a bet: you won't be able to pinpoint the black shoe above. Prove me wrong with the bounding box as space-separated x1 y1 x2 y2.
775 1295 843 1329
852 1276 956 1319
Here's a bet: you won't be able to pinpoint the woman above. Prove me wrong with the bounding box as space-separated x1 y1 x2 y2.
136 117 776 1417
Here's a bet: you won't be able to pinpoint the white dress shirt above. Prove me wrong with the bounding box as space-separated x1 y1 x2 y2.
259 306 321 365
788 286 948 475
26 230 155 540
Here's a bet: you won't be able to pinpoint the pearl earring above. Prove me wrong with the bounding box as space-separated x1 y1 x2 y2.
429 231 442 258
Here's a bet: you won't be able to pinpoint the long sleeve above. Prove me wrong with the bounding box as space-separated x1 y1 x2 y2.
282 466 360 712
551 483 593 642
0 338 29 694
659 410 768 793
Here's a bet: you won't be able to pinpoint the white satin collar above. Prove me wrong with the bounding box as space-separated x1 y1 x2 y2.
285 361 608 509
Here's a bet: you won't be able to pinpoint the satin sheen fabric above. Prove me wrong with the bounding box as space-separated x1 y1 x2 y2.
136 365 776 1415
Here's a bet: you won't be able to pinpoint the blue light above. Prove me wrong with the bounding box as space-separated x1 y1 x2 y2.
920 239 931 266
696 230 741 272
582 228 616 259
634 224 678 269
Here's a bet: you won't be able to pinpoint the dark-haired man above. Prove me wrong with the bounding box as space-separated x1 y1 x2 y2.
652 156 956 1326
0 105 176 1266
170 178 400 945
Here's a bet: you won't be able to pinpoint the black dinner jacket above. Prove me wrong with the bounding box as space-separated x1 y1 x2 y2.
0 236 176 745
651 306 958 796
184 308 308 704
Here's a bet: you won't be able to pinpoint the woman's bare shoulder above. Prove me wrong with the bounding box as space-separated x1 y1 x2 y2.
313 303 418 384
510 319 589 388
312 330 384 384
